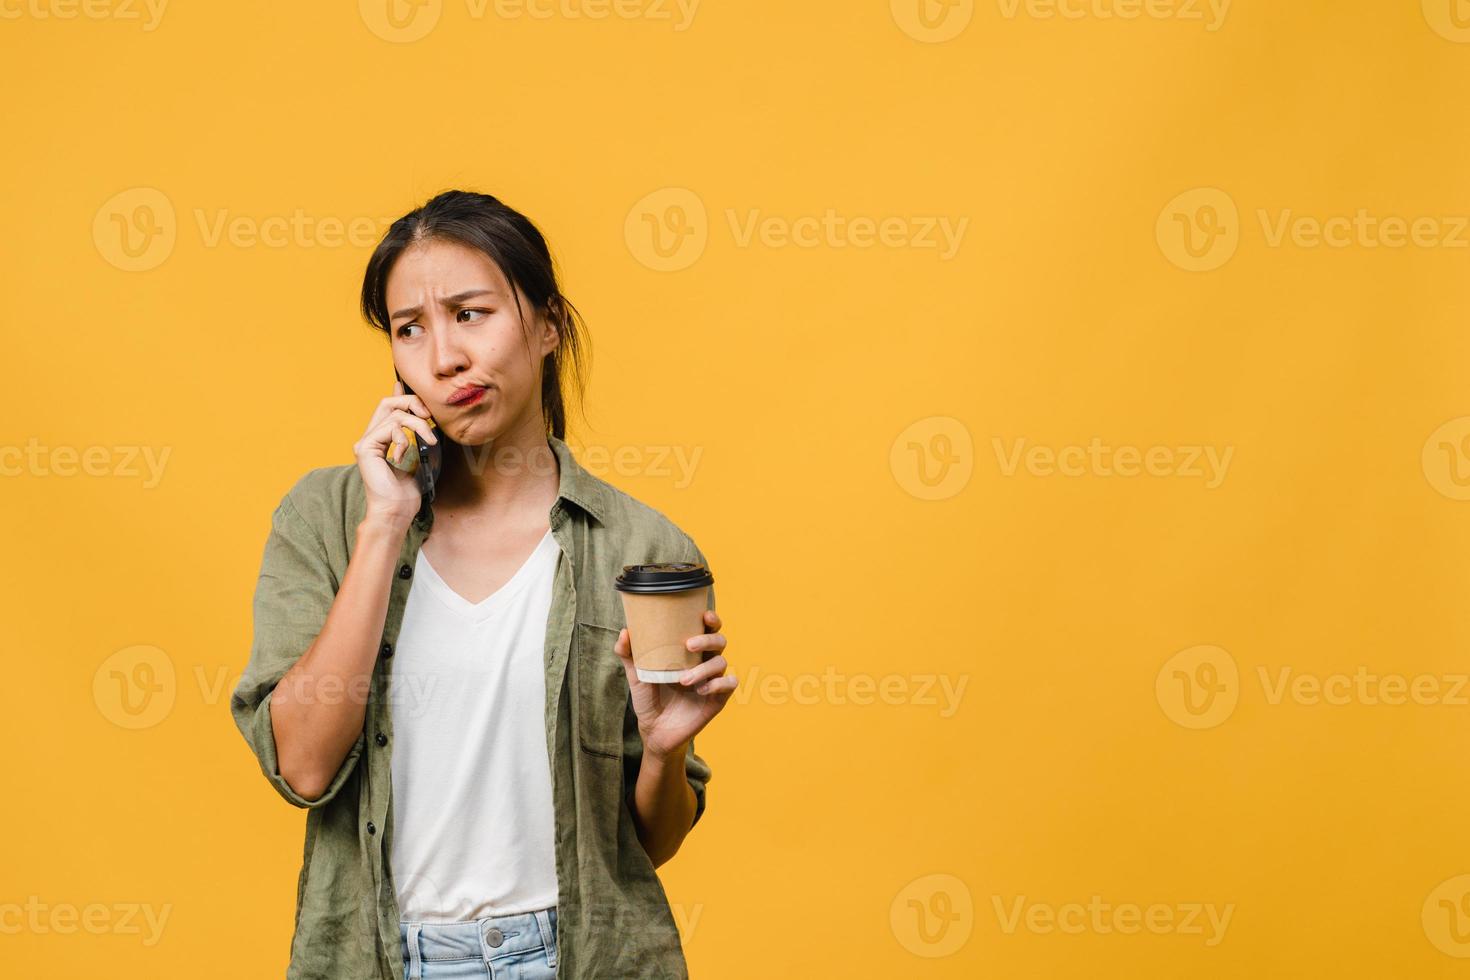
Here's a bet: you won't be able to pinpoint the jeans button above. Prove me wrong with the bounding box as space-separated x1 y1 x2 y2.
485 926 504 947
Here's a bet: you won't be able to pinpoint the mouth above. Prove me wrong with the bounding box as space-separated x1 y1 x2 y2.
447 384 489 406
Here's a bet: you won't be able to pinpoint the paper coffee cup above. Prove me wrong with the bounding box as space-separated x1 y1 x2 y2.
614 562 715 683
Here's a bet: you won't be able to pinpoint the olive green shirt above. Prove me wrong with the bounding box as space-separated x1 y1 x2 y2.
230 434 714 979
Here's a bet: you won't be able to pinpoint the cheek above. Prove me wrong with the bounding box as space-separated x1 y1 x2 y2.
492 345 538 383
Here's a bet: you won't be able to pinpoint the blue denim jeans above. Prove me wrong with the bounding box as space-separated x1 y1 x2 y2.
400 907 558 980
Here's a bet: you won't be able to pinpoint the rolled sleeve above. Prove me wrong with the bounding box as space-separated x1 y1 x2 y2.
683 738 712 830
230 491 363 809
621 724 712 832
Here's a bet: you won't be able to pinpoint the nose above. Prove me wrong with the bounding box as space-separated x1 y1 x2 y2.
429 316 470 379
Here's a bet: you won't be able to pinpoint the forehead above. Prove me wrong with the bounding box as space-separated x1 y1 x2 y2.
385 238 513 300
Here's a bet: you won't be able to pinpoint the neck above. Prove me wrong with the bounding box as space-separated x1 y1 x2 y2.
434 412 560 519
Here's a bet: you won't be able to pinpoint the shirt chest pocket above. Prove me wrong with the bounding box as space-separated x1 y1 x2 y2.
574 621 628 759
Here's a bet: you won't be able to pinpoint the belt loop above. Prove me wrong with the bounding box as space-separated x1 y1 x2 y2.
534 908 557 968
406 922 423 980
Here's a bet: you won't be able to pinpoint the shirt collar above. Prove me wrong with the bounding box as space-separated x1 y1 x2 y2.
413 433 609 531
547 433 610 525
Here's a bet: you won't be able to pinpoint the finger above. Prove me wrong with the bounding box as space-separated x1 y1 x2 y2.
614 628 631 658
703 609 722 632
388 408 438 444
386 427 408 465
694 674 738 697
367 417 412 458
371 393 435 430
686 632 726 655
369 421 421 475
393 407 438 438
679 654 727 687
365 395 427 437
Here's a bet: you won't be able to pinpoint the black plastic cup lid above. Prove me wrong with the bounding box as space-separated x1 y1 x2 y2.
614 562 714 594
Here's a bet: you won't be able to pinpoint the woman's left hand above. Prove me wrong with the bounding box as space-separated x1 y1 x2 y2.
614 609 737 760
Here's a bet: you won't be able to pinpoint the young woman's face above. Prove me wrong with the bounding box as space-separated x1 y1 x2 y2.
386 237 559 447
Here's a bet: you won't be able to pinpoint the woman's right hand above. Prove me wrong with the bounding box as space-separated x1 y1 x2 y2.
354 381 439 529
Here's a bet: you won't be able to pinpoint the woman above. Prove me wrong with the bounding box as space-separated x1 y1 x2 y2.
230 190 735 980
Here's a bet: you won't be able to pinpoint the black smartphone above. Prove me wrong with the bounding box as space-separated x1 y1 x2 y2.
391 370 443 504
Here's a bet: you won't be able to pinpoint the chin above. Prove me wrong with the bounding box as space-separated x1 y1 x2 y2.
454 422 504 449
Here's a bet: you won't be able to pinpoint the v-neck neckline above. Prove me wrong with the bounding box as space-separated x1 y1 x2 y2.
414 529 555 621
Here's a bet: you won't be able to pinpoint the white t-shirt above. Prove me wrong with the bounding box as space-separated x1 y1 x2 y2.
388 528 561 922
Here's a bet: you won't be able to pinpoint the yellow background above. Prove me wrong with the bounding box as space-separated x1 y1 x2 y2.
5 0 1470 976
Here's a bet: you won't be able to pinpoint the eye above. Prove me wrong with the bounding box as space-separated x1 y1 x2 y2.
396 322 422 338
457 308 491 323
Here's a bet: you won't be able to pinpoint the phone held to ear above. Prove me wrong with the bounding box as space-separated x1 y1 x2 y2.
388 370 443 504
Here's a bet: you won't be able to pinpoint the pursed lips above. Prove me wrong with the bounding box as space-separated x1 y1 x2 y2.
448 385 489 405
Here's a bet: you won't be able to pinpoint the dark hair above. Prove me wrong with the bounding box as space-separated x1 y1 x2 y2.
360 190 589 439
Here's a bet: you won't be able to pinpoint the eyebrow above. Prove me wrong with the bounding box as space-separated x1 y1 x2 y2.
390 288 500 323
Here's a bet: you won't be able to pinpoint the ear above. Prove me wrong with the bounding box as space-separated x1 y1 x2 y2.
540 296 564 355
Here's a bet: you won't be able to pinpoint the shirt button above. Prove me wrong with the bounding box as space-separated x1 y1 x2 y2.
380 641 393 658
375 732 387 747
398 563 412 579
485 927 504 947
366 821 376 835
